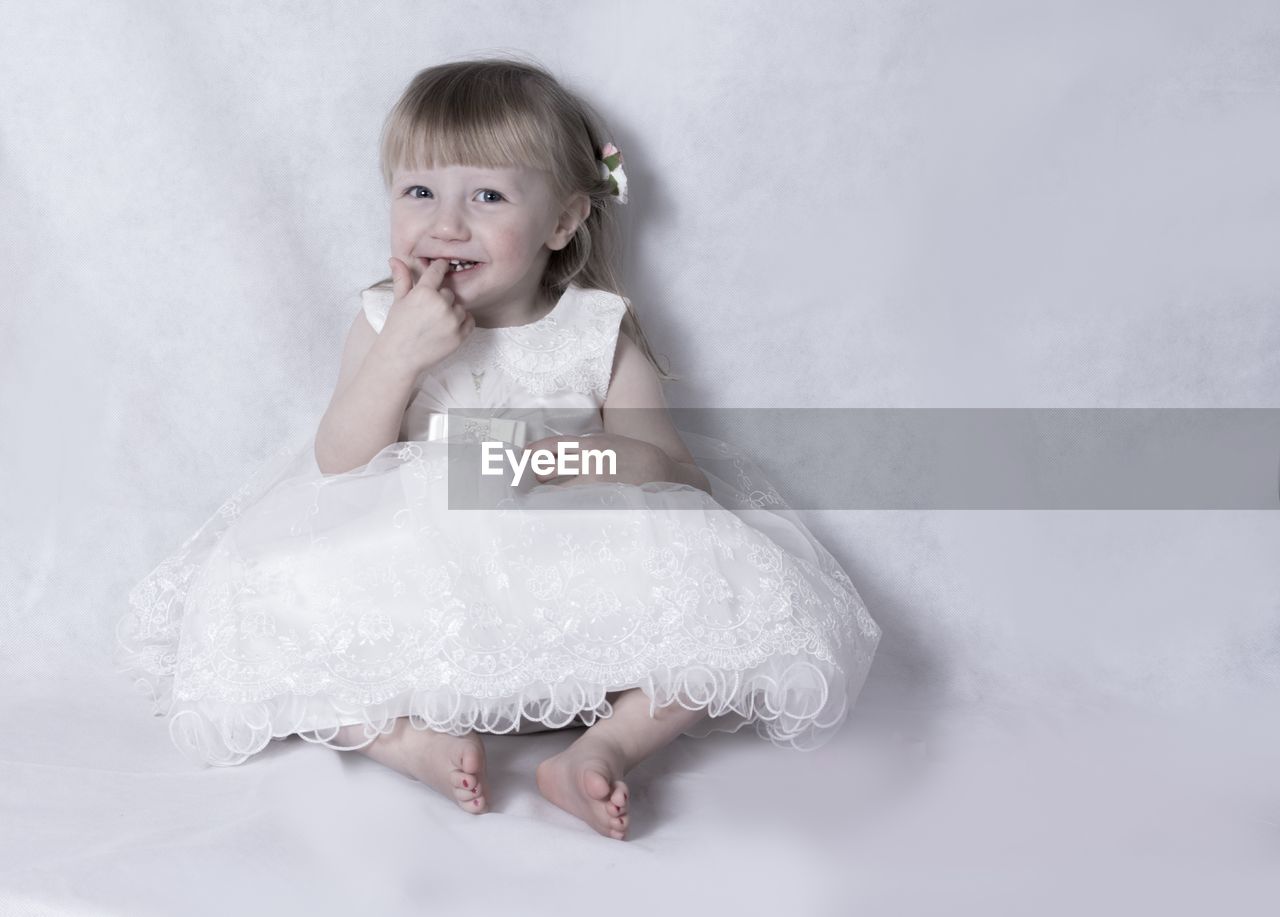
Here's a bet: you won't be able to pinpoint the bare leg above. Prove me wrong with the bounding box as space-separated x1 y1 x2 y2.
334 718 489 814
535 687 708 840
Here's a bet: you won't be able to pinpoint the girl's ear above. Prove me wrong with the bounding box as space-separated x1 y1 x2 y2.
550 192 591 251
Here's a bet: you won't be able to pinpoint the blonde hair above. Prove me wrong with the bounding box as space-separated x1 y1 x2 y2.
367 54 677 382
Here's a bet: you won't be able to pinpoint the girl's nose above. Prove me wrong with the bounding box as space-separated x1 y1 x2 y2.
429 203 469 241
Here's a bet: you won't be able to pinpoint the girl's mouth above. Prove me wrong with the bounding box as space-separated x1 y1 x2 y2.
421 257 483 276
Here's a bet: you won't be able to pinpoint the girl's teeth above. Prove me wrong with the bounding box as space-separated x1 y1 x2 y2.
437 260 477 272
422 257 478 272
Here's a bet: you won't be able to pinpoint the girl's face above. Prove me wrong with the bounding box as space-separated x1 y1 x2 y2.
388 162 586 322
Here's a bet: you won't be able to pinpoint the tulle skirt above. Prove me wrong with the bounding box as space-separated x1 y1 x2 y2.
116 430 882 766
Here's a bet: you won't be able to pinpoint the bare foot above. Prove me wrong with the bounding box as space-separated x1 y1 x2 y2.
535 733 630 839
335 720 489 814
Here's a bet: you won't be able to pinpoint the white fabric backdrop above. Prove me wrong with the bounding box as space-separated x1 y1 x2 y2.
3 0 1278 914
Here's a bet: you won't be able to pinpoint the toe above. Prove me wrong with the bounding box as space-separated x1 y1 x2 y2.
581 764 613 802
609 783 629 819
457 739 485 775
610 782 628 809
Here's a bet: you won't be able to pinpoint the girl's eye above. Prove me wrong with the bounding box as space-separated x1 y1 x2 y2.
404 186 505 203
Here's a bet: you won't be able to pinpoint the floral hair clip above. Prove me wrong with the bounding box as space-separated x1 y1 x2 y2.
598 142 628 204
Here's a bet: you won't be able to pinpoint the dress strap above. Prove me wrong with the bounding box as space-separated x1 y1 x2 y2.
580 289 630 401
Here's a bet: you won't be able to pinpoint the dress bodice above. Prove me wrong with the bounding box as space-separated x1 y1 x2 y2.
360 282 629 444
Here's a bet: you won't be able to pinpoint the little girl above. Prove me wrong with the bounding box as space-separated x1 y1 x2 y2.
116 57 882 841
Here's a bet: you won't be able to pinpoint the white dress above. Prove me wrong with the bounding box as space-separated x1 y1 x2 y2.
116 282 882 766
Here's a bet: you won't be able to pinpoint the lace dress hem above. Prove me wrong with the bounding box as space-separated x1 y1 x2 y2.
116 650 866 766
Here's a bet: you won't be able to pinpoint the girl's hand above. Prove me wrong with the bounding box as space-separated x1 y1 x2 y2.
376 256 475 376
522 433 676 487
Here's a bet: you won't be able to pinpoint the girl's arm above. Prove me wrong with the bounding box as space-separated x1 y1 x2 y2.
601 332 712 495
314 311 420 475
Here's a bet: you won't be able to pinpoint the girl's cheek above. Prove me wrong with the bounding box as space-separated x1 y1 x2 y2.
492 227 526 252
